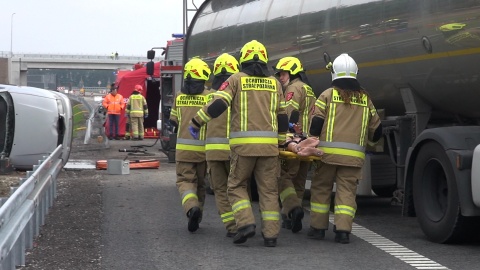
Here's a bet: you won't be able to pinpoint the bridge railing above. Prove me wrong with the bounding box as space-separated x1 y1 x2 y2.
0 51 161 62
0 145 64 270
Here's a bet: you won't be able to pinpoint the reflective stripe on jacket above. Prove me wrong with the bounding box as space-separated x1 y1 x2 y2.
284 78 316 135
205 92 231 161
193 72 287 157
126 92 148 117
170 90 211 162
314 88 381 167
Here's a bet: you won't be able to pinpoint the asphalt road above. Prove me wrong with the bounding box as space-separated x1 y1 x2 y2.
19 138 480 270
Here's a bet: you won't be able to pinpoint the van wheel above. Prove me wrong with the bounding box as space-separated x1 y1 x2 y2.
412 141 465 243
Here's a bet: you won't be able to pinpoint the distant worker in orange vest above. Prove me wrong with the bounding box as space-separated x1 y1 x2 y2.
102 84 125 140
126 84 148 140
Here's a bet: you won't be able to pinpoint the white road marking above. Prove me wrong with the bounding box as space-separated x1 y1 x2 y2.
329 217 450 270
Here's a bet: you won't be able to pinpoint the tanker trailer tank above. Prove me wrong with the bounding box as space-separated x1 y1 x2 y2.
185 0 480 244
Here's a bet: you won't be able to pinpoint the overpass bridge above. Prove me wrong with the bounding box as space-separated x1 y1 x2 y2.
0 51 161 86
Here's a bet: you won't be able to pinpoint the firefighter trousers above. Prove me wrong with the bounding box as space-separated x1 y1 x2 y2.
130 116 145 139
278 159 302 216
125 116 131 139
228 152 280 239
176 161 207 217
208 160 237 233
310 161 360 232
292 161 310 200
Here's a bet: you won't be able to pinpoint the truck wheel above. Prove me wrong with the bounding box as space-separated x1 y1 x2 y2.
412 141 464 243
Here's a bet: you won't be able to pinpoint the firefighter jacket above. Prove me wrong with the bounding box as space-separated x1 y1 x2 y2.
313 87 381 167
102 93 125 115
284 78 316 135
192 72 288 157
126 91 148 117
170 89 212 162
205 91 230 161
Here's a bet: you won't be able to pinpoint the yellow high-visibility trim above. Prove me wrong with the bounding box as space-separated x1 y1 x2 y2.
261 211 280 221
221 212 235 223
241 91 248 131
334 205 356 218
320 147 365 159
289 100 300 110
230 137 278 145
232 199 251 213
205 144 230 151
326 103 336 141
311 202 330 214
182 193 198 205
176 144 206 152
315 99 326 110
359 107 368 146
280 187 297 203
270 92 278 131
214 91 233 104
197 109 211 123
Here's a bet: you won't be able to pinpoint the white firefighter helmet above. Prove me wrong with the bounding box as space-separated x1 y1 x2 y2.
331 53 358 81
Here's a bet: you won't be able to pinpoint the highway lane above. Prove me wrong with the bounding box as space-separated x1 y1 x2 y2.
22 138 480 269
97 142 480 270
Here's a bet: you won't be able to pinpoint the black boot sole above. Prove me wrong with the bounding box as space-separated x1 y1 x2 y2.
233 226 256 244
188 207 201 232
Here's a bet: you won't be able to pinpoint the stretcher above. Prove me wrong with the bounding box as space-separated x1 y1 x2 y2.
279 150 322 161
96 159 160 170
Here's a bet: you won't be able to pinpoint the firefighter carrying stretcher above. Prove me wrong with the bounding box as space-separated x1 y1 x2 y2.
189 40 288 247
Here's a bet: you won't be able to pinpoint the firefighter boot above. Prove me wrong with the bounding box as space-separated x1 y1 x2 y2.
334 226 350 244
233 224 256 244
281 214 292 230
288 207 304 233
226 231 237 238
307 227 326 240
261 232 277 247
187 207 201 232
263 237 277 247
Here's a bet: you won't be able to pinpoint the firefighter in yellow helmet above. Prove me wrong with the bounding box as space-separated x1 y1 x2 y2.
206 53 240 237
169 58 212 232
273 56 316 233
190 40 288 247
308 53 382 243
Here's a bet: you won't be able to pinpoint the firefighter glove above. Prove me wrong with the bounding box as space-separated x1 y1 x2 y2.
188 126 200 140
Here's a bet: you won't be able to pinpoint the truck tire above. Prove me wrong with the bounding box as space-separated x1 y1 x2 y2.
412 141 465 243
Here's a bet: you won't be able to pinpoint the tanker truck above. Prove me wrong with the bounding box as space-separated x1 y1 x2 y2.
184 0 480 243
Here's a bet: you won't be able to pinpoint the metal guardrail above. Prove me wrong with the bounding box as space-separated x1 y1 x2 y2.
0 145 64 270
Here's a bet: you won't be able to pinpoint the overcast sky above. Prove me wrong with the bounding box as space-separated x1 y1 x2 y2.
0 0 204 57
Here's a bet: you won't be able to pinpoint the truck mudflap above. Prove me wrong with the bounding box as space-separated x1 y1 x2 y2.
471 145 480 207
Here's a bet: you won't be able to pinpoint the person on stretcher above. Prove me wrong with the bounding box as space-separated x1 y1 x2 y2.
284 136 324 157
